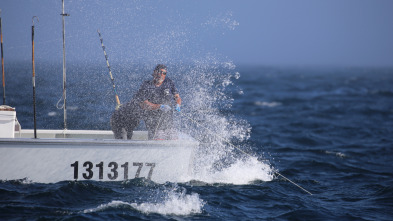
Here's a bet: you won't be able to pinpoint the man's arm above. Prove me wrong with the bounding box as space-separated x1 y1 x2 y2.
174 94 181 106
140 100 160 110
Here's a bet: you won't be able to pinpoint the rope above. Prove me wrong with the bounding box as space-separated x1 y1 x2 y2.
56 93 65 109
179 111 313 195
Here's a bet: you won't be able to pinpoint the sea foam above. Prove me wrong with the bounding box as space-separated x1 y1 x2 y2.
193 156 274 185
130 191 204 215
83 188 204 216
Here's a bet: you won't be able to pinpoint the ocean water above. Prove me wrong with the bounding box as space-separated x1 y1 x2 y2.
1 64 393 220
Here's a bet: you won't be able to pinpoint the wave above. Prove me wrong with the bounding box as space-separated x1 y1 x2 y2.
83 187 204 216
191 156 274 185
324 151 346 158
369 89 393 97
254 101 282 108
0 178 34 185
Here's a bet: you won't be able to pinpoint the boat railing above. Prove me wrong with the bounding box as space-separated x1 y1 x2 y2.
18 129 148 140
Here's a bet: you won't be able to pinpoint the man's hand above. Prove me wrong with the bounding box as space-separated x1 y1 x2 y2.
160 104 171 112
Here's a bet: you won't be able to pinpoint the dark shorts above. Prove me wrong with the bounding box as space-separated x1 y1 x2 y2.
111 107 140 139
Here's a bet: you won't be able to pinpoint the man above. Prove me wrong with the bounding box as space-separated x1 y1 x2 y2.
136 64 181 140
110 64 181 140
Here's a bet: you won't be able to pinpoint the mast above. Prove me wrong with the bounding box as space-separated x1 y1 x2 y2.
61 0 69 130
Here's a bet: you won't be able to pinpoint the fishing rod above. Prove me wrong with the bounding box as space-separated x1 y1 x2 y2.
1 9 5 105
97 30 121 110
179 111 313 195
32 16 38 139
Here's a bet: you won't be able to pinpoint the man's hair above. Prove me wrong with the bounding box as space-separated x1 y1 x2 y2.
154 64 167 72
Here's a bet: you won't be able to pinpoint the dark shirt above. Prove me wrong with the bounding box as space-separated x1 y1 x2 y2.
135 77 178 106
135 77 178 132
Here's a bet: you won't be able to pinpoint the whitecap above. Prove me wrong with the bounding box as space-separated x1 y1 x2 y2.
254 101 282 108
67 106 79 111
83 190 204 216
47 111 57 117
83 200 128 213
325 151 346 158
131 191 204 215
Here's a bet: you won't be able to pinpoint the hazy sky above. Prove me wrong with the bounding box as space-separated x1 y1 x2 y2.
0 0 392 67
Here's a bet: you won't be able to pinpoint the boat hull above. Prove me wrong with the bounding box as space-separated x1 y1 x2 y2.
0 130 197 184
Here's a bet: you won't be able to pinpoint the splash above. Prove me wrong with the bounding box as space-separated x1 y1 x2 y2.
130 190 203 215
203 11 240 31
193 157 274 184
176 59 273 184
84 187 204 216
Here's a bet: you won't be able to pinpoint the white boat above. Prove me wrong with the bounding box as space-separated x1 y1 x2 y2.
0 128 197 184
0 107 198 184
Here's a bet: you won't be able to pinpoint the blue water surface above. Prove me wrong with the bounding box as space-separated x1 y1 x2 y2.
1 64 393 220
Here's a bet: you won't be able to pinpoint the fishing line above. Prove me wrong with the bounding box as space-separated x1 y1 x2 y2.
179 111 313 195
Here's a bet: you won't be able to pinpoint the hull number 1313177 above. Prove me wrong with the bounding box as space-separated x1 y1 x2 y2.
70 161 156 181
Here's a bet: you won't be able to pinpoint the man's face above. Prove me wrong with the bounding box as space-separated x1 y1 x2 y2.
153 68 167 84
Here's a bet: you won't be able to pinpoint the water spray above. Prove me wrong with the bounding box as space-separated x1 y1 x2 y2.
179 111 313 195
97 29 121 110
